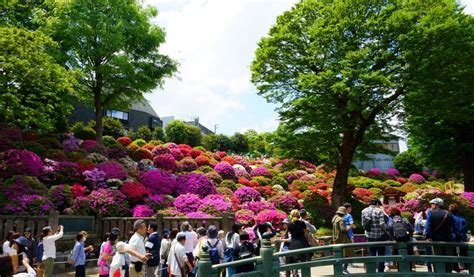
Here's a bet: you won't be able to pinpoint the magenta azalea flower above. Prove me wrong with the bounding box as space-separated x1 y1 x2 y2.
214 162 235 180
255 209 287 230
176 173 216 197
139 170 177 195
386 168 400 176
0 149 43 178
174 193 202 214
251 167 272 178
235 209 256 227
133 205 155 217
234 186 261 203
97 161 128 180
409 173 425 184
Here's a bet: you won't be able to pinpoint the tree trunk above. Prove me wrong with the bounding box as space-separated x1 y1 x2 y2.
461 150 474 192
332 133 357 207
94 88 103 144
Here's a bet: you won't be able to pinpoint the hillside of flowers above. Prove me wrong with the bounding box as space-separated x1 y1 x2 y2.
1 124 472 230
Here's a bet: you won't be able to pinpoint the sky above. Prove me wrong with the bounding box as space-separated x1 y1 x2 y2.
144 0 473 136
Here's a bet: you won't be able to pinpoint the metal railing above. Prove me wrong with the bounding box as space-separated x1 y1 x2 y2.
197 239 474 276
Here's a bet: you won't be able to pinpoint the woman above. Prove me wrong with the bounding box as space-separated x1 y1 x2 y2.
224 223 242 277
276 219 291 277
178 222 198 277
99 232 119 277
2 231 14 255
204 225 224 264
332 207 352 275
159 229 174 277
70 231 94 277
0 255 37 277
192 227 207 260
288 209 309 268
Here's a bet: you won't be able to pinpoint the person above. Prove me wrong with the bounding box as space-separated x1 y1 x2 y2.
235 232 256 274
128 220 149 277
276 219 291 277
253 222 275 254
0 254 37 277
177 222 198 277
35 235 44 268
299 209 317 234
343 203 356 242
145 222 161 277
192 227 207 261
288 209 309 269
99 232 119 277
224 223 242 277
110 241 152 277
388 207 414 272
361 199 387 273
159 229 173 277
2 231 14 255
449 203 468 272
70 231 94 277
332 206 352 275
204 225 224 265
425 198 455 273
414 211 427 235
168 234 193 277
23 228 37 265
5 233 21 256
41 225 63 277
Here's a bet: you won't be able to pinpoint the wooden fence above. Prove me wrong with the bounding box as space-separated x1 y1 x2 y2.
0 211 234 241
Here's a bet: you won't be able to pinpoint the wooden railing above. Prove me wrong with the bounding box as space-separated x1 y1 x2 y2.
197 239 474 276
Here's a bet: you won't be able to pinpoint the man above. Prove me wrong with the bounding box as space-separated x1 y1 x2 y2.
128 220 148 277
145 222 161 277
425 198 455 272
343 203 356 272
299 209 317 234
168 234 193 277
23 227 37 263
361 199 387 273
42 225 64 277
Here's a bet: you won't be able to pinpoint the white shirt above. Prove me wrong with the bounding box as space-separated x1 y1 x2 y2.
42 230 63 260
127 233 146 262
168 241 187 276
3 241 12 255
159 239 171 264
110 252 126 277
225 233 240 249
177 231 198 253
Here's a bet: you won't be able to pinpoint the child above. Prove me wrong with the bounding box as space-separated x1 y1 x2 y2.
235 232 256 274
110 242 128 277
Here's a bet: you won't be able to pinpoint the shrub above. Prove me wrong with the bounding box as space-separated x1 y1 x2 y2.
268 194 300 213
97 161 128 180
409 173 425 184
235 209 256 227
219 180 237 190
3 195 54 216
352 188 373 203
49 184 73 211
63 133 81 152
81 140 100 152
133 148 153 161
103 136 119 147
272 175 289 190
71 122 96 140
148 140 163 146
176 173 216 197
198 195 233 216
153 154 177 171
120 182 151 205
1 176 48 204
136 126 153 141
0 149 43 178
145 194 174 211
252 176 272 187
255 209 287 230
303 194 335 228
386 168 400 176
71 184 87 198
133 205 155 217
177 157 198 172
87 188 130 217
152 127 166 141
132 139 147 147
139 170 177 195
214 162 235 180
195 155 211 166
239 201 275 213
185 211 214 218
174 193 202 214
117 137 132 147
106 145 128 160
393 150 423 177
83 168 107 189
234 187 261 203
102 117 125 138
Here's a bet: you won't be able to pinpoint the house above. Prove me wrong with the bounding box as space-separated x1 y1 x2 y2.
69 100 162 130
162 116 215 135
353 139 401 171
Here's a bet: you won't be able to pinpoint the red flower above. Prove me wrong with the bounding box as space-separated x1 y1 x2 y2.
195 155 211 166
190 149 203 158
71 184 87 198
133 148 153 161
120 182 151 204
117 137 132 147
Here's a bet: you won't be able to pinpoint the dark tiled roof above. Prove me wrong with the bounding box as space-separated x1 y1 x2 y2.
130 100 159 118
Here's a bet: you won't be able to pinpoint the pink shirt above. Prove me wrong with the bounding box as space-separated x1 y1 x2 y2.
99 241 115 275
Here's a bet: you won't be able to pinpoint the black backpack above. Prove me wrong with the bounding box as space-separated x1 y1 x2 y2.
238 242 254 260
392 219 409 241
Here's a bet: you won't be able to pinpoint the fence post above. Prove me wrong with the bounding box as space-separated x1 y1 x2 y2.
397 242 410 272
222 212 231 232
261 236 274 277
197 245 212 277
333 245 343 275
468 244 474 275
156 213 164 233
48 210 59 229
96 214 103 239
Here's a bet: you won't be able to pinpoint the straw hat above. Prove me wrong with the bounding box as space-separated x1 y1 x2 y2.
336 206 347 215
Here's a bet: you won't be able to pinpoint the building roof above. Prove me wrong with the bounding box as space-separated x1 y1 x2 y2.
130 100 159 118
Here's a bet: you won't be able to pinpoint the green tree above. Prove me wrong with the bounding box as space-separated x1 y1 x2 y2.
102 117 125 138
393 150 423 177
165 120 189 144
186 125 202 147
202 134 234 151
152 126 166 141
202 134 219 151
136 126 153 142
404 10 474 188
251 0 467 206
46 0 177 143
230 133 249 153
0 27 75 131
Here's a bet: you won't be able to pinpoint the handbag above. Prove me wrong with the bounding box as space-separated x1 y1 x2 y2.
67 244 82 266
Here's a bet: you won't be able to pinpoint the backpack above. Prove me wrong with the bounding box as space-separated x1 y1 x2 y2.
392 218 409 242
208 240 221 265
238 242 254 260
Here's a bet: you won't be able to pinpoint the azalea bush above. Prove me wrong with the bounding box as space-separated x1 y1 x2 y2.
174 193 202 214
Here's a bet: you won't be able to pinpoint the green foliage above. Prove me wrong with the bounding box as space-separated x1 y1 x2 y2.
348 176 381 189
393 150 423 177
152 126 166 141
230 133 249 153
202 134 234 152
186 125 202 147
148 140 163 146
46 0 177 141
136 126 152 142
166 120 189 144
272 175 289 190
250 0 469 205
102 117 125 138
71 122 96 140
252 176 272 187
0 27 76 132
103 135 119 147
132 139 147 147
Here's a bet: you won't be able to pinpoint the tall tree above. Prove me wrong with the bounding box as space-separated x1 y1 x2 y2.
404 10 474 188
46 0 177 143
0 27 75 131
251 0 468 206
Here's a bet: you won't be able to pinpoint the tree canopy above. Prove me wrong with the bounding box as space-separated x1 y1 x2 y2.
251 0 470 206
46 0 177 143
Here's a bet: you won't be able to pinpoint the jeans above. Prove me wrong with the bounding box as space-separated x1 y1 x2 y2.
224 248 235 277
367 237 385 273
75 265 86 277
43 258 54 277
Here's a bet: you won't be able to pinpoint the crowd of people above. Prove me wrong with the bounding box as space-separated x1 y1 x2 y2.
0 197 471 276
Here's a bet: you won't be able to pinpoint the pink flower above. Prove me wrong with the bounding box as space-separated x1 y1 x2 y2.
175 173 216 197
214 162 235 180
174 193 202 214
386 168 400 176
133 205 154 217
235 209 256 227
139 170 177 195
0 149 43 178
97 161 128 180
185 211 215 218
251 167 272 178
255 209 287 230
409 173 425 184
234 187 261 203
153 154 177 171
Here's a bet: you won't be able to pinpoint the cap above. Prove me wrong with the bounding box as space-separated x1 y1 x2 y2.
283 218 290 224
24 227 32 233
299 209 308 217
14 236 28 246
336 206 347 215
430 198 444 206
162 229 170 237
116 241 127 253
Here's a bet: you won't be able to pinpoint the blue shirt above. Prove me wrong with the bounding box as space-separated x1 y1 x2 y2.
343 214 354 238
36 242 44 263
71 241 86 266
452 214 468 242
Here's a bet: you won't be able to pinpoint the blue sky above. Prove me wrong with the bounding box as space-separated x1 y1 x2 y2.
144 0 473 136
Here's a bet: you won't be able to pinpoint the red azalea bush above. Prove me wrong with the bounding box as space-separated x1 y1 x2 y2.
352 188 373 203
80 140 99 152
169 148 184 161
153 154 177 171
255 209 287 230
117 137 132 147
120 182 151 205
97 161 128 180
190 149 203 158
195 155 211 166
133 148 153 161
0 149 43 178
71 184 87 198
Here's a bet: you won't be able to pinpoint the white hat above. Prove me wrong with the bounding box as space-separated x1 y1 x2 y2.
116 241 127 253
429 198 444 206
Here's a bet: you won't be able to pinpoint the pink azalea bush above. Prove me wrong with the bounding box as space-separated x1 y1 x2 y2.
255 209 287 229
185 211 215 218
0 149 43 177
239 201 275 214
97 161 128 180
409 173 425 184
386 168 400 176
251 167 272 178
198 194 233 216
139 170 177 195
176 173 216 197
174 193 202 214
87 188 129 217
268 194 300 213
214 162 235 180
235 209 256 227
132 205 154 217
234 186 261 203
4 195 54 216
